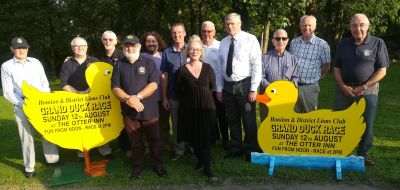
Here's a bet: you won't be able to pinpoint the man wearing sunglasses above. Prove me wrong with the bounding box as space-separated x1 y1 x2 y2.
290 15 331 113
98 30 124 65
259 29 299 121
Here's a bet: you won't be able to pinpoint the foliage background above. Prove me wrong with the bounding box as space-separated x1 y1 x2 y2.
0 0 399 79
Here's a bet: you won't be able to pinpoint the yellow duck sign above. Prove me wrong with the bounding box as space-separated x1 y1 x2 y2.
22 62 123 152
256 81 366 157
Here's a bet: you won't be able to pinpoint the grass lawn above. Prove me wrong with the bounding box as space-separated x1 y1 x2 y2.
0 64 399 189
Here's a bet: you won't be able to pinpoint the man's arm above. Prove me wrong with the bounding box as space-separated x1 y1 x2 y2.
352 68 386 96
161 72 169 110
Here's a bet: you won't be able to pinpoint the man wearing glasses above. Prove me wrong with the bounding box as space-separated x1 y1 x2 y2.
201 21 229 150
98 30 124 65
259 29 299 121
289 15 331 113
60 37 113 161
333 14 389 166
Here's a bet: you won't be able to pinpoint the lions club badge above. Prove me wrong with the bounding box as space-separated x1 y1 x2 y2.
138 66 146 75
363 49 371 57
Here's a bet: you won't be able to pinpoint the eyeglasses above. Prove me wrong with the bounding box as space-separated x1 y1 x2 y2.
189 48 202 52
102 38 114 42
273 37 288 41
350 23 369 29
72 45 87 48
201 30 214 34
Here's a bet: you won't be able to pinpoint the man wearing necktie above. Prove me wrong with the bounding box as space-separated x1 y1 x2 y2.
216 13 262 161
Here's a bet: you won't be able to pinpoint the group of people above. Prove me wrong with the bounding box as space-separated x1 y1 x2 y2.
1 12 388 181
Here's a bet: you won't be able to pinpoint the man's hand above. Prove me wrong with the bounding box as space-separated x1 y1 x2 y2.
162 97 170 111
352 85 366 96
248 91 257 102
216 92 223 102
340 85 355 97
126 96 144 112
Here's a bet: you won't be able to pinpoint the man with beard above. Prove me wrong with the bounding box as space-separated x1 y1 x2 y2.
112 34 165 179
60 37 113 161
141 31 171 151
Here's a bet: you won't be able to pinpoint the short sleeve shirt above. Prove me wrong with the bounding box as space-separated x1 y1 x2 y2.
334 35 389 84
111 55 159 120
60 56 99 91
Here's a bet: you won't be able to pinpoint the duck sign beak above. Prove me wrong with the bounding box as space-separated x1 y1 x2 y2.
256 93 271 104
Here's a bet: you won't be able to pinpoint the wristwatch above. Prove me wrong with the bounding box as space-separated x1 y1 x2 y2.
135 94 143 101
363 84 368 90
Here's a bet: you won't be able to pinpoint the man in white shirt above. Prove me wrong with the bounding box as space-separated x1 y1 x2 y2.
201 21 229 149
216 13 262 161
1 37 59 178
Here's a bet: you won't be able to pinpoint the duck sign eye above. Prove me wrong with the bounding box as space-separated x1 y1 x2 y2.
104 69 111 76
270 88 277 95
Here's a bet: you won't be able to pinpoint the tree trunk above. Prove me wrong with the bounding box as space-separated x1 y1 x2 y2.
261 20 270 54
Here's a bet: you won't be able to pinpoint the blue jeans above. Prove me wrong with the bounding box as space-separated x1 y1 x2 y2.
333 84 379 156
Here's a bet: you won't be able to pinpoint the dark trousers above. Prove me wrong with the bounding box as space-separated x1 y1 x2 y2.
123 116 163 172
118 128 131 152
193 146 212 174
158 101 171 150
223 78 259 154
212 92 229 146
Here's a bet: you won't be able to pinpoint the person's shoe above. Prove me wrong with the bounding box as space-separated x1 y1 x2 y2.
364 156 375 165
25 171 35 178
204 171 218 182
129 170 142 180
47 161 60 166
154 168 167 177
171 153 182 161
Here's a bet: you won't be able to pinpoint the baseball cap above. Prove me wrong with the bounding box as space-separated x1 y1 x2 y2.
11 37 30 48
122 34 140 45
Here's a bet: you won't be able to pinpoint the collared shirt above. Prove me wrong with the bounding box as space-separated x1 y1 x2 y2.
289 34 331 84
160 44 187 100
1 57 50 107
260 50 299 92
334 35 389 84
97 48 125 65
111 55 159 120
217 31 262 92
60 56 99 91
142 52 162 101
203 39 221 91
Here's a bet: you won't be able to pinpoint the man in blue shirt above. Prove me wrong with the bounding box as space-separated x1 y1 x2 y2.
160 23 187 161
290 15 331 113
259 29 299 121
333 13 389 165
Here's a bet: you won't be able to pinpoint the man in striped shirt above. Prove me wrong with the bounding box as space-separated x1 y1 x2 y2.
289 15 331 113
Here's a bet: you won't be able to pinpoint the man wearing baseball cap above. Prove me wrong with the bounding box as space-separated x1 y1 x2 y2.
112 34 166 179
1 37 59 178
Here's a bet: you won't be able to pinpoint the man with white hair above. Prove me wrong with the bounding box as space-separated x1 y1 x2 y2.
1 37 59 178
333 13 389 165
112 34 165 179
290 15 331 113
60 37 113 161
216 13 262 161
98 30 124 65
201 21 229 149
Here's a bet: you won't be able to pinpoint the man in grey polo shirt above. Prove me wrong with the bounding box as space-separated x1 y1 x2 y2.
290 15 331 113
333 13 389 165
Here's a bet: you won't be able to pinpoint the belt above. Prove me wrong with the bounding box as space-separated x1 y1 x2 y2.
224 77 251 85
298 83 314 86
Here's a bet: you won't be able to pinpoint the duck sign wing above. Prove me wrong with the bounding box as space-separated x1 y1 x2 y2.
22 62 123 152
